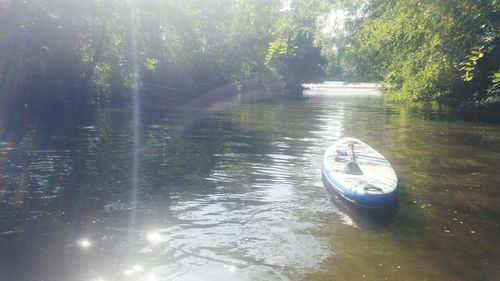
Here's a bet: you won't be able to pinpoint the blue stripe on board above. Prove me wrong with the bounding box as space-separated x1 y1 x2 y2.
322 159 398 208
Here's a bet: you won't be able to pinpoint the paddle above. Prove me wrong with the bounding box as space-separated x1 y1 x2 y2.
344 143 363 175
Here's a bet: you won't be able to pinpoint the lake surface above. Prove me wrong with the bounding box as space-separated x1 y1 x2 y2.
1 87 499 281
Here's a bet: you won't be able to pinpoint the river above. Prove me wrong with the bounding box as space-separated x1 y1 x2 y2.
0 87 499 281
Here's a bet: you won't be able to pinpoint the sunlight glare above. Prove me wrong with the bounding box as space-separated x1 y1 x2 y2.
123 264 144 277
127 0 141 235
78 239 92 248
281 0 291 11
224 265 237 273
146 231 162 244
133 264 144 272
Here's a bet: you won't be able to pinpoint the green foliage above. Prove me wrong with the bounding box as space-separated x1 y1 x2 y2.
492 70 500 86
339 0 500 105
460 46 487 82
342 1 456 101
2 0 499 109
0 0 282 110
265 0 337 83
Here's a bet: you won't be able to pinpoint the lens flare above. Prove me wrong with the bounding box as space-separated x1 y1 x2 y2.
146 232 162 244
78 239 92 248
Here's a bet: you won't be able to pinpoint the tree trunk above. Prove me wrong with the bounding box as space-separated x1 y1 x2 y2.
81 21 108 93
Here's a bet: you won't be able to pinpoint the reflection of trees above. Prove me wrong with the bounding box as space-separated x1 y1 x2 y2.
1 94 499 280
140 108 282 195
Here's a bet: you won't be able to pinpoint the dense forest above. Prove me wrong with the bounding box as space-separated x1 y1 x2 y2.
0 0 499 114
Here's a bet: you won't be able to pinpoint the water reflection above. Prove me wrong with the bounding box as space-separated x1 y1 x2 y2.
324 186 398 230
146 231 162 244
0 91 500 280
123 264 143 276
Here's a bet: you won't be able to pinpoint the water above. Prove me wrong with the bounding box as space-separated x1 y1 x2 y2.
0 89 499 281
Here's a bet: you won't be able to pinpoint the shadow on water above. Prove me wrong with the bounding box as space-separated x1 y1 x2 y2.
323 179 398 230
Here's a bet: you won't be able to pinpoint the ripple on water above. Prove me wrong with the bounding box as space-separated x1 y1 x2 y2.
2 93 500 281
141 191 333 279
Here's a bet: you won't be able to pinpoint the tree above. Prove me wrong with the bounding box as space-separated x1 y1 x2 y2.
340 0 500 105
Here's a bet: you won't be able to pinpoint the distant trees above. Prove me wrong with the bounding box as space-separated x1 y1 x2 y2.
1 0 499 110
0 0 283 111
266 0 500 106
264 0 334 86
338 0 500 105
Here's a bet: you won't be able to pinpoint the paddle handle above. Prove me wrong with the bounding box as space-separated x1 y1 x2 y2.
348 143 357 162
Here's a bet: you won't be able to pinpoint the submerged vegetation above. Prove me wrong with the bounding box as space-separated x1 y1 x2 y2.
0 0 499 112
